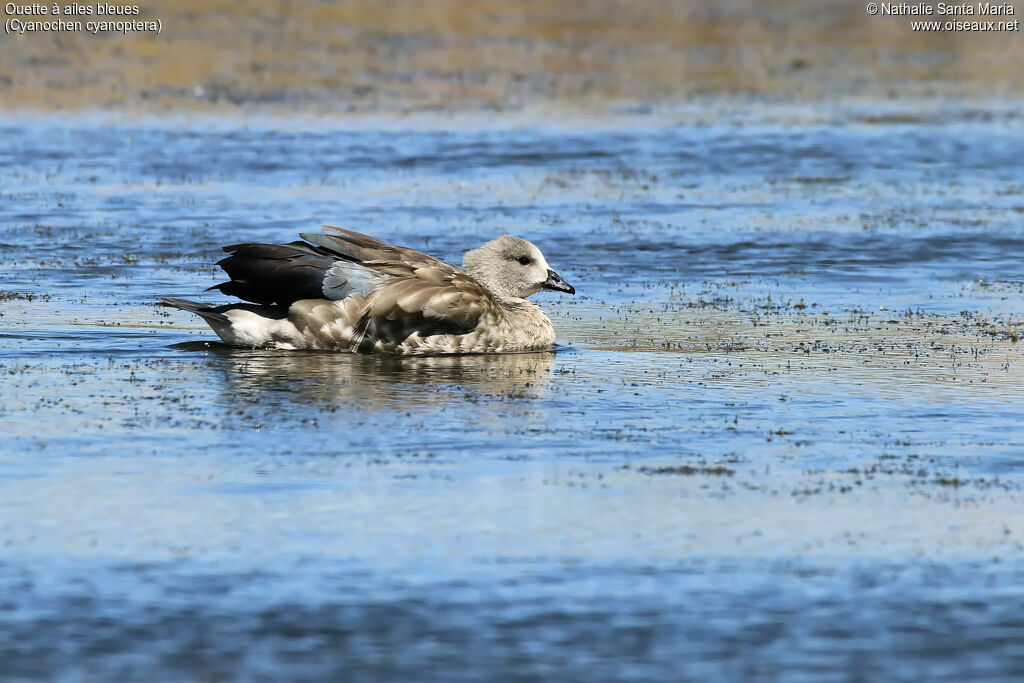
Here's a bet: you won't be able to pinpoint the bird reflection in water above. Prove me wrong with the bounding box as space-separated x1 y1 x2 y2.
172 342 558 410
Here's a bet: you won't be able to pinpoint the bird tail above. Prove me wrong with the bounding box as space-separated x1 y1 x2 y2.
158 297 230 325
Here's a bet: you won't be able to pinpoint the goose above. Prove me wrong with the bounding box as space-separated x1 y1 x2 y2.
161 226 575 354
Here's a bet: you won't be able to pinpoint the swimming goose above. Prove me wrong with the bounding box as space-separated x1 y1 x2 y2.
161 226 575 354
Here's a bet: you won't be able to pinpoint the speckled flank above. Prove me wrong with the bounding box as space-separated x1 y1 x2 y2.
264 297 555 354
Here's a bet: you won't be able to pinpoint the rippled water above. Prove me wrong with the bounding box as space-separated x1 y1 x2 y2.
1 103 1023 679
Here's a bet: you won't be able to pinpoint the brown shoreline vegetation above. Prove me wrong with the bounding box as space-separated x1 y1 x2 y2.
2 0 1022 113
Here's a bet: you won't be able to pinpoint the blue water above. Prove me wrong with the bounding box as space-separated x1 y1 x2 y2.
1 103 1023 679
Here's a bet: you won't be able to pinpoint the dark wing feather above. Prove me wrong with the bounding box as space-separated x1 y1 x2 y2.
210 241 335 306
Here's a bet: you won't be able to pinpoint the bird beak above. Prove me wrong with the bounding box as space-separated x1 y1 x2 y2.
542 269 575 295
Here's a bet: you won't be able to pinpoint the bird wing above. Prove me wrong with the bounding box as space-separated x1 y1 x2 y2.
320 273 493 352
211 241 338 305
299 225 460 278
363 270 493 331
213 227 462 306
291 228 500 351
215 227 499 350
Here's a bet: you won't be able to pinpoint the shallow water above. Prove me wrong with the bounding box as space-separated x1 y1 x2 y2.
1 103 1023 679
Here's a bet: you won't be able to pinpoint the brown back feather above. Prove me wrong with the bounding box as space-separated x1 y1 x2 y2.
295 227 500 350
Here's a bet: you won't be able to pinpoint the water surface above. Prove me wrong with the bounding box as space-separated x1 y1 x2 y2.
1 102 1023 679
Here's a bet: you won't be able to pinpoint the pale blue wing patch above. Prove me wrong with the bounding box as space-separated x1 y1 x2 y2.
322 261 387 300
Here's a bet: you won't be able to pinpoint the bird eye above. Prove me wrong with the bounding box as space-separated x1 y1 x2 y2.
518 256 532 265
